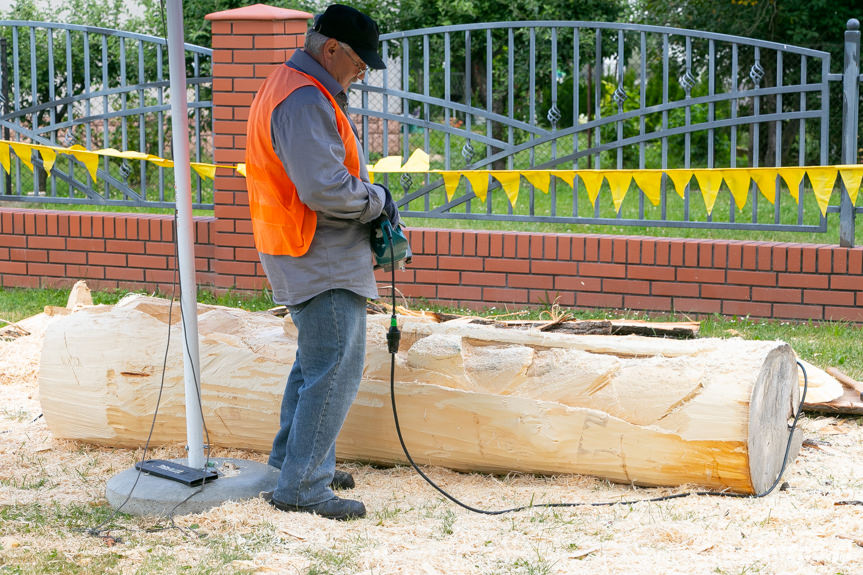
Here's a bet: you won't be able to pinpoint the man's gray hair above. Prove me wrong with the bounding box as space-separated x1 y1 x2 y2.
305 30 329 56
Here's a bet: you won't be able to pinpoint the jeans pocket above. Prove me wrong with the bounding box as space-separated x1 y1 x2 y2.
287 298 311 317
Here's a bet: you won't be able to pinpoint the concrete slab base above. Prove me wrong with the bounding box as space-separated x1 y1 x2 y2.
105 457 279 517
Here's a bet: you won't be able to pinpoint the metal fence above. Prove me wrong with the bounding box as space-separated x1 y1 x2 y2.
1 19 861 245
0 20 213 209
351 20 863 246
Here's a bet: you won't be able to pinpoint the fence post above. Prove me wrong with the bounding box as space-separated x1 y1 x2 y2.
840 19 860 248
0 38 8 195
205 5 312 290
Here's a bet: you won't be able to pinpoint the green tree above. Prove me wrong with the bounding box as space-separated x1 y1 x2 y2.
356 0 629 168
636 0 862 164
0 0 213 193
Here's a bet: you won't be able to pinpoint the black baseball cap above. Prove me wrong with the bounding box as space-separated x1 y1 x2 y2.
313 4 386 70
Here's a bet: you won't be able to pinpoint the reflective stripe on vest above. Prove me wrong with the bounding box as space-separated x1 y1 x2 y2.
245 65 360 256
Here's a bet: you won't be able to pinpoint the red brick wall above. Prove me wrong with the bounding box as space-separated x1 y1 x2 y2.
1 207 861 321
1 6 861 323
383 231 863 322
0 208 214 293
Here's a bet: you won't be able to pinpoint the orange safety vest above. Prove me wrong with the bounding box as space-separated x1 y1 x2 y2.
245 64 360 256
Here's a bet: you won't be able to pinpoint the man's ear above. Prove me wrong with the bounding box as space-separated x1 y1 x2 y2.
324 38 339 58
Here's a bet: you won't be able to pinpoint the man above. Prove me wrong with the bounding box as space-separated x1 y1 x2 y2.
244 4 398 521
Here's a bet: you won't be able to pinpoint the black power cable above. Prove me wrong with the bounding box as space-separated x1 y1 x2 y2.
87 220 180 537
384 231 807 513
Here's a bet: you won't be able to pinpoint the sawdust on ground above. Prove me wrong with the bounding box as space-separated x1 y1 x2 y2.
1 313 862 574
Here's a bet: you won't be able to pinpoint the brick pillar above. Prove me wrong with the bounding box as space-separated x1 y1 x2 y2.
205 4 312 290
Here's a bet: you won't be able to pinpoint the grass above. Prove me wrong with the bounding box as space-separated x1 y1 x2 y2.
0 548 125 575
303 546 359 575
2 286 862 380
0 500 277 575
0 286 275 325
486 548 557 575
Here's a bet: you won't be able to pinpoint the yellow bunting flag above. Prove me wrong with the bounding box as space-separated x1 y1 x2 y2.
551 170 576 189
148 156 174 169
839 166 863 206
401 149 431 172
806 168 837 216
665 169 692 199
605 171 633 213
693 169 725 215
721 169 752 210
750 169 778 203
632 170 662 206
522 170 551 194
190 162 217 181
464 171 491 202
3 134 862 218
98 148 150 161
493 171 522 206
34 146 56 176
778 167 805 204
441 172 462 201
67 145 100 182
576 170 605 205
370 155 403 173
9 142 34 172
0 142 9 174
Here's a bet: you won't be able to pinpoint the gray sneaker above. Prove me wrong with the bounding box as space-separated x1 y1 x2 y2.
267 495 366 521
332 469 355 490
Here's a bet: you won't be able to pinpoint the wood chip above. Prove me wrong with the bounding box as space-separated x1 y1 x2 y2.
837 535 863 547
570 548 598 559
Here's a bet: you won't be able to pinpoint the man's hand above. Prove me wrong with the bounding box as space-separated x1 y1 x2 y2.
379 184 401 226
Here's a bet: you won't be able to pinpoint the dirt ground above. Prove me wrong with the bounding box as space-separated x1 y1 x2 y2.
1 312 863 574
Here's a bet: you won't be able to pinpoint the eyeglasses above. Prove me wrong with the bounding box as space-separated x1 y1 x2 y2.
338 42 368 75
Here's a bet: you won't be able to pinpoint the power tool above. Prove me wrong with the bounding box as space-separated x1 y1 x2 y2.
371 216 412 271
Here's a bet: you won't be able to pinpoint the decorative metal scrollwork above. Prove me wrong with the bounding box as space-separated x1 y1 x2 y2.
749 61 765 84
400 172 413 194
547 104 562 128
461 140 475 164
119 160 133 181
679 70 697 91
612 84 629 105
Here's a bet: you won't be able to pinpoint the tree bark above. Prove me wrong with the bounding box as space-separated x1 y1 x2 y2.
39 295 809 494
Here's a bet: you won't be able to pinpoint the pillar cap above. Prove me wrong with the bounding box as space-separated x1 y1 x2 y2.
206 4 313 21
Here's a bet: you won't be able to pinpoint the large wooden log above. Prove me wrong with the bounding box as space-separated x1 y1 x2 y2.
39 295 804 494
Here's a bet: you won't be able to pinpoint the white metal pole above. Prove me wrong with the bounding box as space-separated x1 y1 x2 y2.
165 0 205 469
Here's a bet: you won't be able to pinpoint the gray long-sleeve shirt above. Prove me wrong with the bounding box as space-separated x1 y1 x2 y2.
258 50 386 306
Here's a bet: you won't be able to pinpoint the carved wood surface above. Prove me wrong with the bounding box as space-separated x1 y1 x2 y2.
39 295 812 494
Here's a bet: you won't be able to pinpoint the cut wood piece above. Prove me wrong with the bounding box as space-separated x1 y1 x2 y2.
466 318 613 335
39 295 801 494
42 280 96 318
608 319 700 339
66 280 93 309
457 318 699 339
804 367 863 416
796 359 845 404
825 367 863 396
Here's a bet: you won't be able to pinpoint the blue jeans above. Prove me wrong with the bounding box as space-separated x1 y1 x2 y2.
267 289 367 506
